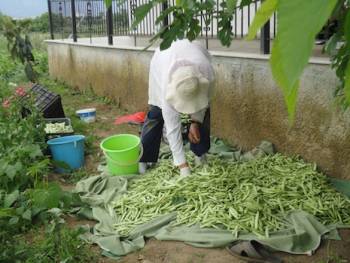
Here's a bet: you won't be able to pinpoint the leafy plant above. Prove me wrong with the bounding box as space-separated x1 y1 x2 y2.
248 0 338 121
1 16 37 82
26 224 96 263
0 214 96 263
0 31 96 263
0 49 18 82
33 50 49 76
0 87 48 191
0 84 70 259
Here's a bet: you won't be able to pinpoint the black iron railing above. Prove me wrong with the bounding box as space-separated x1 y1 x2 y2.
47 0 275 53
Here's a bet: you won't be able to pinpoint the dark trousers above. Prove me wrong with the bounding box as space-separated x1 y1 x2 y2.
140 105 211 163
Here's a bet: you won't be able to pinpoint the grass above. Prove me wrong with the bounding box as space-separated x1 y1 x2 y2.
30 32 51 52
18 224 97 263
64 168 91 184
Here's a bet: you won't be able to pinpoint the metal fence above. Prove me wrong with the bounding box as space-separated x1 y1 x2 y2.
48 0 107 39
47 0 275 53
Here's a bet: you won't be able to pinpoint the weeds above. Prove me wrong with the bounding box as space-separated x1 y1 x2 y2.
63 168 91 184
1 218 96 263
0 33 98 262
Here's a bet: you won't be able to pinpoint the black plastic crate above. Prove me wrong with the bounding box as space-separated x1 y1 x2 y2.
21 84 65 118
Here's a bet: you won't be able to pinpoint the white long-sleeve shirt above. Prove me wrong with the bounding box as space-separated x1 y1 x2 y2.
148 39 215 166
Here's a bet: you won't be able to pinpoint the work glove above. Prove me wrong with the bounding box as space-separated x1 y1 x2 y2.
180 166 191 177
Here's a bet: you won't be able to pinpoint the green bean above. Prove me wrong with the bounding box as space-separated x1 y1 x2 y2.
112 154 350 237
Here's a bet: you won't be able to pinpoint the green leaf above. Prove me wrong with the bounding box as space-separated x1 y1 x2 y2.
271 38 301 121
104 0 113 7
155 7 177 25
218 14 233 47
324 33 341 57
344 61 350 104
31 183 64 209
241 0 253 6
25 62 36 82
29 144 42 159
22 209 32 220
0 208 14 218
16 206 25 215
4 190 19 208
132 3 154 29
345 10 350 51
187 18 201 41
4 162 23 181
270 0 337 122
48 207 62 216
9 216 19 225
159 19 185 50
227 0 238 15
246 0 277 40
176 0 195 9
5 165 17 180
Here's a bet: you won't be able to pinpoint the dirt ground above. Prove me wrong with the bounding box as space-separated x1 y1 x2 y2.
57 89 350 263
118 232 350 263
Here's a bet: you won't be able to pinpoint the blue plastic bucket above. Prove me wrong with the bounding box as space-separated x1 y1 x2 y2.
47 135 85 173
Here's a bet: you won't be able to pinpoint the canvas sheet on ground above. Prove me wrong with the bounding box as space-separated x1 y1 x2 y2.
74 138 350 259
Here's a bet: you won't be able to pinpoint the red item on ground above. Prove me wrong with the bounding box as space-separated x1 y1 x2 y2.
114 112 146 125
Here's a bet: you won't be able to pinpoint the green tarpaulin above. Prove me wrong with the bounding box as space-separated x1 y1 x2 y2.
74 139 350 259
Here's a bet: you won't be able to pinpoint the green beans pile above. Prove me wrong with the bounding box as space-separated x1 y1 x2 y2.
112 154 350 237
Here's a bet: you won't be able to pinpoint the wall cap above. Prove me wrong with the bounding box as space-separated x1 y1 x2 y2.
45 39 331 65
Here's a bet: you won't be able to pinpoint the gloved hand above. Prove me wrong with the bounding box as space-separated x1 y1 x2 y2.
180 166 191 177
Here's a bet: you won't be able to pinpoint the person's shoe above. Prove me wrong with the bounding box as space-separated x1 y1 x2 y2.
194 154 207 166
147 162 156 169
315 39 326 45
139 162 147 174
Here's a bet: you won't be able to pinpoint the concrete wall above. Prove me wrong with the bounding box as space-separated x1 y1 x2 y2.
47 42 152 111
47 40 350 180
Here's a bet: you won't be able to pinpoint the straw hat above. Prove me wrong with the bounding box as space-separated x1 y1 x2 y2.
166 65 210 114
